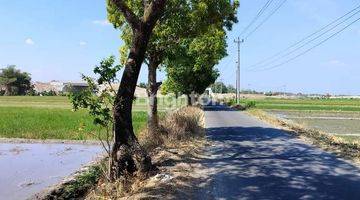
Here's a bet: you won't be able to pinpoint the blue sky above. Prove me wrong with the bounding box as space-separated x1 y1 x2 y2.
0 0 359 95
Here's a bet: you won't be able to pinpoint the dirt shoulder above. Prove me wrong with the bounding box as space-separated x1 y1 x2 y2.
247 109 360 164
86 138 211 199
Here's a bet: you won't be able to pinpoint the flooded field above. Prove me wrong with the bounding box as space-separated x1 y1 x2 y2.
268 110 360 142
0 142 102 200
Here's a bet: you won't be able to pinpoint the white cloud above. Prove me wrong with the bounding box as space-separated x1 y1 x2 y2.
79 41 87 46
92 19 111 26
25 38 35 45
326 59 346 67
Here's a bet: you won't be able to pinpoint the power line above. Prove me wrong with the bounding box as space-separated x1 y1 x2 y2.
239 0 274 37
251 15 360 72
245 0 287 40
246 3 360 70
247 7 360 70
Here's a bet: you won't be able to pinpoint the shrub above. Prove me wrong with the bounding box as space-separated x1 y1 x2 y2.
245 101 256 109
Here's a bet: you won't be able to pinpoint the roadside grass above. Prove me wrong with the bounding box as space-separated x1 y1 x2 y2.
239 98 360 111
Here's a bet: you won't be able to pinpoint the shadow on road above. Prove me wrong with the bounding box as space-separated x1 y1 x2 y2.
203 104 236 112
196 125 360 200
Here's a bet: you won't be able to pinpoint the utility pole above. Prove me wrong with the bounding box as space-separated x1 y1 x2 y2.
234 37 244 104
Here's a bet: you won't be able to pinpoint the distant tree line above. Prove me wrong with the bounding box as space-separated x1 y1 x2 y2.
0 65 33 96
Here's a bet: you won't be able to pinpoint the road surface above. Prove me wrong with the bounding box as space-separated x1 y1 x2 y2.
201 104 360 200
0 142 102 200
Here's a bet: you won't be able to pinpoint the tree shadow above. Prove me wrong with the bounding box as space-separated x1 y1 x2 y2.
196 125 360 200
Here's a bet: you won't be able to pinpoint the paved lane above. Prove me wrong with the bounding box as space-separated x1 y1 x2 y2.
202 104 360 200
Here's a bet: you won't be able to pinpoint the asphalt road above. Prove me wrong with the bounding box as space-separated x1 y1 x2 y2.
201 104 360 200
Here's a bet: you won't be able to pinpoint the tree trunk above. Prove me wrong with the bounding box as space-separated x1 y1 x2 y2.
147 57 162 135
4 85 12 96
111 25 154 180
186 94 192 106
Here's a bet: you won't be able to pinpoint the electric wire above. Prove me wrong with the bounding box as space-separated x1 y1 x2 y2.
245 0 287 40
239 0 274 37
251 15 360 72
247 7 360 70
246 3 360 70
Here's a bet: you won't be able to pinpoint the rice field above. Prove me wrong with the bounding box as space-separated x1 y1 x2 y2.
241 97 360 142
267 110 360 142
0 96 183 140
240 98 360 111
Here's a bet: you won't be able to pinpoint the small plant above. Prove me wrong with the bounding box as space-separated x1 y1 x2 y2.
245 101 256 109
69 55 121 181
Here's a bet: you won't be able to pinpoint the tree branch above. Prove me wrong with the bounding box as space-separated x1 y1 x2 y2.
111 0 141 30
143 0 166 27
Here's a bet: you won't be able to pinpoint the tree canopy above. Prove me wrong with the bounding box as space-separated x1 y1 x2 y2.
108 0 239 66
0 65 32 96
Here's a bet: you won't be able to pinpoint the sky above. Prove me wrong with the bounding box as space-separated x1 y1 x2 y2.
0 0 360 95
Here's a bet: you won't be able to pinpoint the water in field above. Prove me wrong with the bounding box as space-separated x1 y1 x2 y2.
0 142 102 200
268 110 360 142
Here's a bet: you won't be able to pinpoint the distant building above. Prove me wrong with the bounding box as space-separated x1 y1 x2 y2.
33 81 88 94
63 82 89 93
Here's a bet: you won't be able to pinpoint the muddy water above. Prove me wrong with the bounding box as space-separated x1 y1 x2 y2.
0 143 102 200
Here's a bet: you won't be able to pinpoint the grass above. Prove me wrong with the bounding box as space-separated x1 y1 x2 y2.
238 98 360 111
0 96 186 110
0 107 147 140
0 96 153 140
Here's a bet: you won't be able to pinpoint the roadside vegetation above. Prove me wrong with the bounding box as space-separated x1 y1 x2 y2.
238 98 360 111
86 106 205 199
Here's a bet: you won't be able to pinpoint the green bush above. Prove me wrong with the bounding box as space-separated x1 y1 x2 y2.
245 101 256 109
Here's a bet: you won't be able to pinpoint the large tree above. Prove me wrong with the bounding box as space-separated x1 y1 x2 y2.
211 82 228 94
0 65 32 96
162 27 228 105
106 0 166 179
110 0 239 134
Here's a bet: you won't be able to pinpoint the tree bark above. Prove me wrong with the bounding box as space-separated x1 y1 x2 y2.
186 94 192 106
147 57 162 135
109 0 166 180
111 26 153 179
4 85 11 96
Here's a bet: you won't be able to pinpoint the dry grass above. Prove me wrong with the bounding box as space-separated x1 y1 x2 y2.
248 109 360 163
85 106 206 199
139 106 205 151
